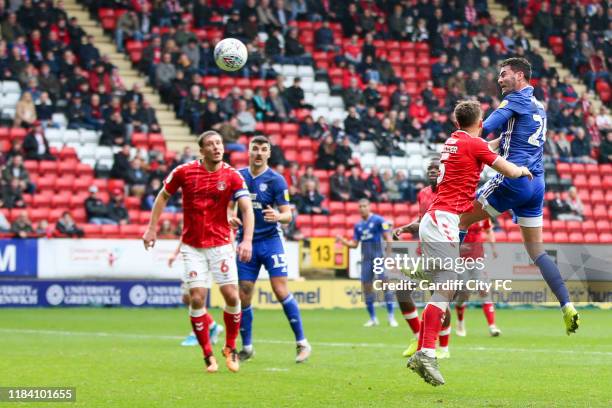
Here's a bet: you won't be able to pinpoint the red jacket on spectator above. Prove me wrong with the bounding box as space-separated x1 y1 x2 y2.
342 70 364 89
409 99 431 124
50 25 70 46
89 71 113 94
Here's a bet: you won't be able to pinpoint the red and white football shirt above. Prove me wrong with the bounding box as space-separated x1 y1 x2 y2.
164 160 249 248
429 130 499 215
417 185 438 219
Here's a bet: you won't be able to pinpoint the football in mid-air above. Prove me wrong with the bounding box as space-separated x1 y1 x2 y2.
214 38 248 72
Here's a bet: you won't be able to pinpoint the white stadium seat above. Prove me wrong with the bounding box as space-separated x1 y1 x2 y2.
358 141 376 154
44 128 64 144
62 129 80 144
312 81 329 94
94 146 113 161
1 81 21 94
79 129 99 145
297 65 314 78
281 65 298 77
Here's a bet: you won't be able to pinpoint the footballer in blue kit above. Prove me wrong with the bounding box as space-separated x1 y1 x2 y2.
337 199 398 327
232 135 311 363
459 58 580 335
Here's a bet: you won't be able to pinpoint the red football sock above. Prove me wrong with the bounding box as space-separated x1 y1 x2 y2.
417 321 425 351
402 307 421 335
439 307 451 347
421 303 445 351
483 302 496 326
190 313 212 357
455 304 466 322
223 310 241 350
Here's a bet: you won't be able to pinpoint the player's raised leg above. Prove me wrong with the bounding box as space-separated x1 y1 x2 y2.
521 226 579 334
270 275 311 362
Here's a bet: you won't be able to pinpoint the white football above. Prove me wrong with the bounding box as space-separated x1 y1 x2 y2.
214 38 248 72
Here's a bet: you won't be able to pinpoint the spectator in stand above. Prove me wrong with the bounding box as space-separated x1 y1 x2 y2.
343 77 365 108
14 91 37 128
334 136 355 168
202 99 225 132
396 170 416 203
284 27 311 64
23 124 54 161
343 34 362 65
267 86 291 122
315 133 336 170
85 93 106 131
571 128 597 164
566 187 584 221
1 178 25 209
35 219 52 238
266 133 287 167
79 35 100 70
549 192 580 221
3 155 33 194
115 10 140 52
122 99 146 137
595 127 612 162
221 87 242 117
126 158 148 196
586 49 609 90
219 117 246 153
35 91 55 125
382 169 400 202
299 115 317 138
142 178 162 211
265 26 284 61
67 93 91 129
409 96 431 124
365 166 388 202
363 79 381 109
297 179 329 215
55 211 84 238
284 77 312 110
11 210 33 238
348 166 369 201
224 9 245 39
554 131 572 162
235 100 256 134
155 53 176 102
298 165 319 194
100 111 127 146
314 20 336 51
344 106 364 143
330 163 351 202
110 144 131 180
108 188 129 225
285 162 300 196
85 186 115 225
432 53 453 87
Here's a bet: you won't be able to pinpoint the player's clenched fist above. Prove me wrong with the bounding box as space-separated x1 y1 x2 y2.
142 228 157 250
237 240 252 262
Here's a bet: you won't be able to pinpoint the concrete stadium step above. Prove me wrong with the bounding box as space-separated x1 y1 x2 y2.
63 0 194 152
488 0 601 111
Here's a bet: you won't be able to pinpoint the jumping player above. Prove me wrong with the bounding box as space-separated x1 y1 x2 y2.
408 101 532 386
393 159 451 359
337 199 398 327
143 130 255 373
232 136 311 363
454 219 501 337
167 242 224 347
458 58 580 334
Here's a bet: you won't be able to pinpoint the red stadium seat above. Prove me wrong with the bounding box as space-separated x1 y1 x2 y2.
584 233 599 243
312 215 329 228
553 232 569 242
100 225 120 238
568 232 583 243
329 202 345 213
82 224 102 237
295 215 312 228
329 216 345 228
312 227 330 237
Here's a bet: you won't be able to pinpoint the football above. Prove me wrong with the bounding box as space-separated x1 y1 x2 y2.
214 38 248 72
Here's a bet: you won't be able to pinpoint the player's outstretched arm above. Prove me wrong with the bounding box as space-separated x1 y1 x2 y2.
143 189 170 250
491 157 533 180
335 235 359 248
488 137 501 153
236 196 254 262
392 220 420 239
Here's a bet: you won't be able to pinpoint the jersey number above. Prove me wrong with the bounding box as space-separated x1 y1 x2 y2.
527 114 547 147
271 254 287 268
220 260 229 273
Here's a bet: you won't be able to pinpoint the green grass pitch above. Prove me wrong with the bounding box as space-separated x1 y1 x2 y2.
0 307 610 407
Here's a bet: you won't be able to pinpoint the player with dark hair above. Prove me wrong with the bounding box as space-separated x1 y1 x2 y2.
232 135 311 363
408 101 533 386
458 57 580 335
143 130 255 373
337 198 398 327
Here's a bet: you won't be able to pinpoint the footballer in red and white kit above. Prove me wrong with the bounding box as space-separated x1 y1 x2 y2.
143 130 255 374
408 101 533 387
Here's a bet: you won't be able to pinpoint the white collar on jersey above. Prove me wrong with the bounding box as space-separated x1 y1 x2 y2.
248 166 270 179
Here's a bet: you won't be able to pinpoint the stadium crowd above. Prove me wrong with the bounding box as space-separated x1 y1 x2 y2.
0 0 610 239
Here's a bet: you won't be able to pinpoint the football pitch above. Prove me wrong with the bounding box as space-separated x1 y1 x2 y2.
1 307 610 407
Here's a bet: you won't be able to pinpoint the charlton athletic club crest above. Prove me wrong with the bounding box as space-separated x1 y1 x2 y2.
217 181 226 191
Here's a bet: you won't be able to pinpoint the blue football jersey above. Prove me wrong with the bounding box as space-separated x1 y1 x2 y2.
237 167 290 241
483 86 546 176
354 214 391 260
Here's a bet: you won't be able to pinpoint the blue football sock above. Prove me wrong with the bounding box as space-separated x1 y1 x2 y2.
365 292 376 320
384 290 395 316
240 305 254 347
535 252 571 307
281 294 305 342
459 229 468 244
